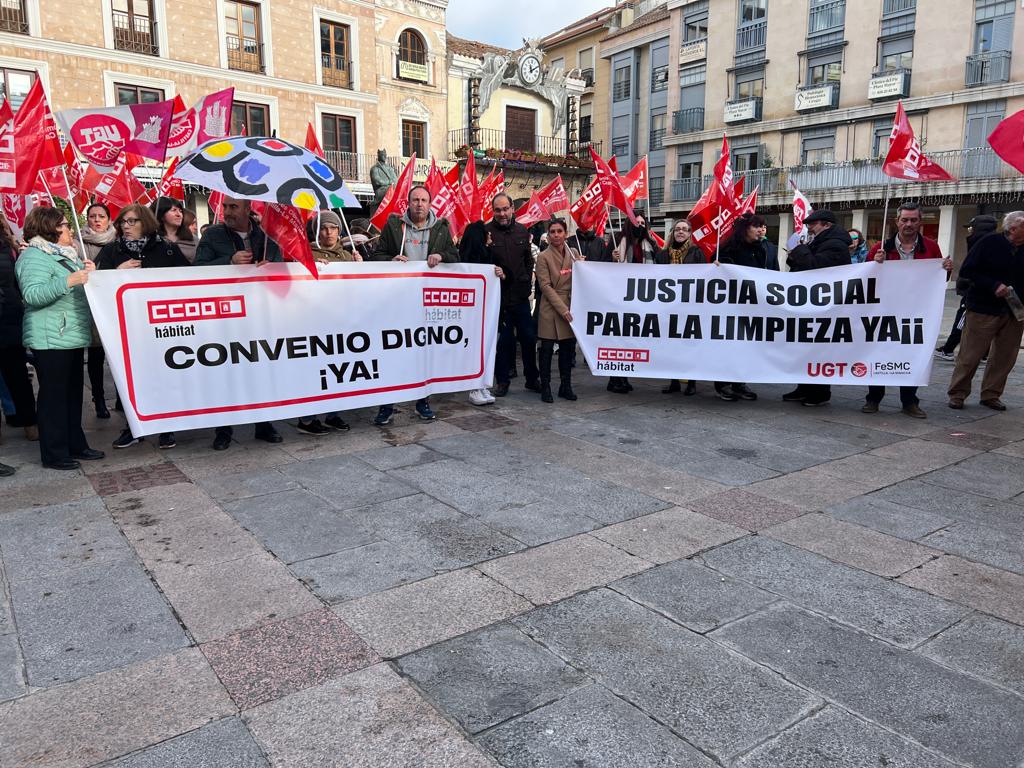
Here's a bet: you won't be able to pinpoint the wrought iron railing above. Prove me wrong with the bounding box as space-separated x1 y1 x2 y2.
0 0 28 34
736 20 767 52
966 51 1011 87
112 9 158 55
448 128 601 161
579 68 594 87
672 107 705 134
321 54 352 89
612 80 631 101
882 0 915 15
808 0 845 34
227 35 265 73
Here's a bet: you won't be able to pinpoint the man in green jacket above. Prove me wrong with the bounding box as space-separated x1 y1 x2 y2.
370 185 458 425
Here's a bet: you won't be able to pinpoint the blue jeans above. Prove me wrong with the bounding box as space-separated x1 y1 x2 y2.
497 301 538 385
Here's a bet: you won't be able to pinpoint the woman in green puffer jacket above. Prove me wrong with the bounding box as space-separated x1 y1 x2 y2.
15 206 105 470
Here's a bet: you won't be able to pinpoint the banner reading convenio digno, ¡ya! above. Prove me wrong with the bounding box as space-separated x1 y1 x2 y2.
85 263 499 436
570 260 947 386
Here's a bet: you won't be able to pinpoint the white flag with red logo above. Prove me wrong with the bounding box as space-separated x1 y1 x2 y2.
882 101 955 182
790 180 811 238
1 193 32 239
57 102 175 169
165 88 234 158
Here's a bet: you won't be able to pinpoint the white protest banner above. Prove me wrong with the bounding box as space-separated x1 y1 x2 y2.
86 263 498 436
570 260 946 386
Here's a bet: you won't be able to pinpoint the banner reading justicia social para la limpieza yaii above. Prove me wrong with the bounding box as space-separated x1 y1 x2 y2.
570 260 947 386
86 263 498 436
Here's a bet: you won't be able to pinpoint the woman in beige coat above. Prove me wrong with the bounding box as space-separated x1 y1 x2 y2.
536 218 584 403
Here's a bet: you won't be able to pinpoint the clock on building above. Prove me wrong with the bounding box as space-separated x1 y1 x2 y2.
518 54 542 85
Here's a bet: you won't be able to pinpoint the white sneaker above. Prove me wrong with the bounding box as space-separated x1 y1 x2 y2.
481 387 495 404
469 389 492 406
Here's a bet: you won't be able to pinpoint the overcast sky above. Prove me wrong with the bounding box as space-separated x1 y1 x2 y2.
446 0 609 49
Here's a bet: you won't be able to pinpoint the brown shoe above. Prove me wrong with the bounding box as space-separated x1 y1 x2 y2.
981 398 1007 411
902 404 927 419
24 425 38 441
948 398 964 410
861 401 879 414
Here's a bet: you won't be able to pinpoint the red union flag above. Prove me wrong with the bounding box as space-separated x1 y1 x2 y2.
13 80 64 194
304 122 324 158
0 100 15 191
620 157 649 205
687 177 758 260
165 88 234 158
515 191 551 228
590 147 637 224
534 174 570 213
57 101 175 169
370 154 416 232
713 137 734 196
570 177 607 236
262 203 318 278
1 193 31 238
987 108 1024 175
883 102 955 182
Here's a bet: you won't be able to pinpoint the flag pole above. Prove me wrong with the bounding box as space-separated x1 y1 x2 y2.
58 168 88 258
605 203 617 255
315 209 321 248
714 205 722 265
337 207 357 257
574 232 583 257
880 181 892 246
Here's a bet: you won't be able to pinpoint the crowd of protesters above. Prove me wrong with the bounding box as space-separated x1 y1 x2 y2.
1 184 1021 474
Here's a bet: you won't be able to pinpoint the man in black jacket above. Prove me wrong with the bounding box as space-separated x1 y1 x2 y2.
195 196 283 450
486 193 540 397
782 209 852 406
935 214 998 360
947 211 1024 411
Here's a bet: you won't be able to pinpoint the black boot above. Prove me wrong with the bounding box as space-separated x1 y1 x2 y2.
684 380 697 396
539 343 554 403
558 342 577 401
662 380 681 394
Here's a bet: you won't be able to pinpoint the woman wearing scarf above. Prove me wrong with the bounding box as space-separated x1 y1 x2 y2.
656 219 706 396
15 207 104 469
81 203 117 418
536 218 584 403
96 204 188 450
152 197 198 263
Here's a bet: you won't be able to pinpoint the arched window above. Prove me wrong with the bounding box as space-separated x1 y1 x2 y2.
398 29 426 65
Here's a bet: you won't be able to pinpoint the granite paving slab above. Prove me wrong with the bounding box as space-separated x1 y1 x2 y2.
103 717 268 768
336 568 531 657
478 684 718 768
88 462 192 496
713 604 1024 768
613 558 776 634
244 663 498 768
290 541 438 603
763 513 939 578
701 537 968 647
591 507 746 564
687 488 804 531
736 706 960 768
919 613 1024 696
202 608 378 710
918 452 1024 500
284 454 419 509
921 522 1024 575
745 468 876 512
222 489 375 564
0 648 234 768
390 457 544 516
514 589 819 762
898 555 1024 625
826 496 953 540
872 478 1024 533
354 443 445 471
12 557 188 686
478 534 650 605
196 467 299 504
470 499 603 547
397 623 589 733
0 632 24 702
117 504 265 569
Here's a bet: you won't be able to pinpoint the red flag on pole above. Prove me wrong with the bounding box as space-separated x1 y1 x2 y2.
570 177 608 236
620 157 649 205
304 123 324 158
790 180 812 238
261 203 318 278
370 154 416 232
590 147 637 224
987 108 1024 175
85 152 146 207
515 192 551 228
13 80 63 194
883 102 955 182
208 190 224 223
0 101 16 192
534 174 570 213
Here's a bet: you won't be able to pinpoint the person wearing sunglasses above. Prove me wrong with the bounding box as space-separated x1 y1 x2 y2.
14 207 104 470
96 204 189 450
848 229 868 264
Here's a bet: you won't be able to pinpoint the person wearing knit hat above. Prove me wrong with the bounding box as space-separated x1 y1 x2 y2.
312 210 361 263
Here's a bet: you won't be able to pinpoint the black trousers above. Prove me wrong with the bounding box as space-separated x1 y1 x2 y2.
215 422 275 439
791 383 831 403
34 348 90 464
87 345 106 403
0 343 36 426
866 385 919 406
940 300 968 354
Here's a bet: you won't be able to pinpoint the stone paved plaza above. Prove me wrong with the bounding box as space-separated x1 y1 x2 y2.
3 320 1024 766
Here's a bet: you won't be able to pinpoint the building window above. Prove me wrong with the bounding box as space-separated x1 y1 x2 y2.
112 0 158 55
232 101 269 136
739 0 766 24
733 140 761 171
0 67 36 111
397 28 428 82
321 113 356 155
613 65 631 101
651 65 668 92
402 119 425 157
808 58 842 84
115 83 165 105
612 139 629 159
649 175 664 206
225 0 265 74
578 47 595 85
650 113 666 151
801 127 835 164
0 0 28 35
734 68 764 99
505 106 536 152
881 0 916 36
550 57 565 71
579 101 592 144
872 119 891 157
683 1 709 41
320 21 351 89
878 35 913 71
676 142 704 200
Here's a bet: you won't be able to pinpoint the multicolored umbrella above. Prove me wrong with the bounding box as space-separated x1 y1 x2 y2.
175 136 358 210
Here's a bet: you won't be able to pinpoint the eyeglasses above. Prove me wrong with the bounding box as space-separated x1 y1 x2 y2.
57 222 70 230
122 218 142 226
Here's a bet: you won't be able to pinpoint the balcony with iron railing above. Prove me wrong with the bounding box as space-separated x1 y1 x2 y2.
448 128 601 166
736 20 767 53
112 10 158 55
579 68 594 87
227 35 265 73
665 147 1022 206
966 50 1011 87
321 54 352 89
612 80 631 101
672 107 705 134
882 0 915 15
808 0 845 35
650 127 667 152
0 0 28 34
